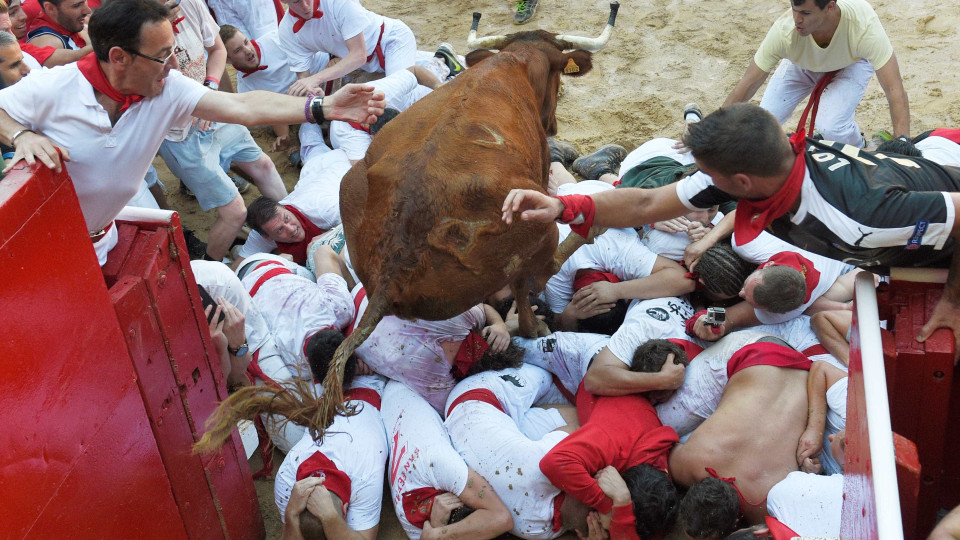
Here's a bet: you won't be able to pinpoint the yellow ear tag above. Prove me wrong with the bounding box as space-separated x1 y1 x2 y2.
563 58 580 74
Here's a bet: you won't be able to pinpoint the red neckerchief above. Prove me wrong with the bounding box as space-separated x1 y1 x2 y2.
556 194 596 239
760 251 821 302
344 387 382 410
552 493 565 532
733 70 838 244
349 122 370 134
572 270 620 292
295 451 352 504
364 22 386 69
290 0 323 33
28 11 85 47
765 516 801 540
274 205 326 265
77 53 144 113
704 467 766 520
451 331 490 379
171 16 185 34
238 40 268 77
401 487 444 529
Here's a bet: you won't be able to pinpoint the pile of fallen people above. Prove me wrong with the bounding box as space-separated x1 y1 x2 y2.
3 0 960 538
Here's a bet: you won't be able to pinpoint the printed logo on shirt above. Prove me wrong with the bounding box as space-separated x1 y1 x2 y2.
906 220 928 250
500 374 524 388
540 338 557 353
646 307 670 322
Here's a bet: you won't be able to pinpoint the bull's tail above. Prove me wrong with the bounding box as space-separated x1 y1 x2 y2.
193 378 320 454
315 291 390 437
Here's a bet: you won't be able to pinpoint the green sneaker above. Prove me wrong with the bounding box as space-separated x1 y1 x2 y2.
434 43 465 77
514 0 539 24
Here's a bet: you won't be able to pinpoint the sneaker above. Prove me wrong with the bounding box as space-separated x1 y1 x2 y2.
547 137 579 167
230 174 252 195
571 144 628 180
179 180 195 199
434 43 465 77
683 103 703 124
181 228 208 260
513 0 539 24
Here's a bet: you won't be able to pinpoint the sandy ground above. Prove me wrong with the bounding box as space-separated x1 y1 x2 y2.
158 0 960 538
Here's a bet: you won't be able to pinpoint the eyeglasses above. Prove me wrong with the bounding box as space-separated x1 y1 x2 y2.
123 47 175 65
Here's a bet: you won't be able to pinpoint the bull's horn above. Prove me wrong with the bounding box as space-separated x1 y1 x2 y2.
466 11 508 49
555 2 619 51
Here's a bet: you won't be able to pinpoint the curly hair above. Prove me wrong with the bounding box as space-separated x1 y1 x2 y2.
679 477 741 539
876 138 922 158
630 338 689 373
467 340 525 378
696 242 757 299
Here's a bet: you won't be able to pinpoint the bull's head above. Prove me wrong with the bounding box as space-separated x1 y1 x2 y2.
464 2 619 135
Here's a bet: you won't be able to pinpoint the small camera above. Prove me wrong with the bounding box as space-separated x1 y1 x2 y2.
703 307 726 328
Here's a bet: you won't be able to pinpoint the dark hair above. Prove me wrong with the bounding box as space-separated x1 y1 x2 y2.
305 329 358 386
793 0 833 8
447 505 477 525
577 298 628 335
753 266 805 313
466 339 525 377
89 0 170 62
631 339 689 373
696 242 757 299
297 491 343 540
624 464 679 539
246 196 282 235
876 138 922 158
682 103 793 178
492 295 557 334
218 23 240 44
369 107 401 136
38 0 66 9
680 478 740 539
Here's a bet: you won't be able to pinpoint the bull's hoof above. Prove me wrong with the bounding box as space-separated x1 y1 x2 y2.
572 144 627 180
548 137 579 167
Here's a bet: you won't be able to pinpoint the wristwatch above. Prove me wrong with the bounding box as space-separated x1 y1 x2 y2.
228 342 249 356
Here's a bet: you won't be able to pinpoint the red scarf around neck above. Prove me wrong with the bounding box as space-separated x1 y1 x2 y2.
77 53 144 113
451 331 490 380
733 70 838 244
238 40 268 77
274 205 326 265
290 0 323 33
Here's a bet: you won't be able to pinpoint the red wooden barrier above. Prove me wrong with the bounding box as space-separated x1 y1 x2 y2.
0 163 263 539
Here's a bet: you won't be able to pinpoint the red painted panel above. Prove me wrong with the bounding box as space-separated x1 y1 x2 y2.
0 164 186 538
895 434 920 540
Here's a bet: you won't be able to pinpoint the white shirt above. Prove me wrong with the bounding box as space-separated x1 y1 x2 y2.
917 135 960 167
278 0 384 74
239 149 351 258
21 50 41 71
205 0 279 40
766 472 844 537
0 65 205 232
514 331 610 397
355 305 486 412
166 0 220 142
641 212 723 262
545 227 660 314
329 69 431 160
236 30 329 94
241 260 354 374
275 375 388 530
190 260 271 353
606 296 696 365
382 381 470 540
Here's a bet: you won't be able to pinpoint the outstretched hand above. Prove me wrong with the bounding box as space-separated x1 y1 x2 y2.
324 83 386 125
502 189 564 225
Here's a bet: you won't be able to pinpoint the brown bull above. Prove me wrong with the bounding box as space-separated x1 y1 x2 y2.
317 4 621 432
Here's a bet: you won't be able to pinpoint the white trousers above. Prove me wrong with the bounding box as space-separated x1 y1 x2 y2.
760 58 874 147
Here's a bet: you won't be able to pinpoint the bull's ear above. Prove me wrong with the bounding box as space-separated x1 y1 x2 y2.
465 49 496 67
558 50 592 77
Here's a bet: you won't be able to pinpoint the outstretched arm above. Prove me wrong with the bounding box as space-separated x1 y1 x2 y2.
723 60 770 107
193 83 386 127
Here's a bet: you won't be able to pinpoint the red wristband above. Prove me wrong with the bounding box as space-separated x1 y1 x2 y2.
556 194 595 239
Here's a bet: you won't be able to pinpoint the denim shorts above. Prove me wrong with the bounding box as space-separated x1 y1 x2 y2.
159 122 263 210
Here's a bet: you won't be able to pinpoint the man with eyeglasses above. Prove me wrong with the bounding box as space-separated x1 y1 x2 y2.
0 0 384 266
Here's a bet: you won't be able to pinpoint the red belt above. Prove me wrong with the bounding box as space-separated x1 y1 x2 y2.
801 344 829 358
248 260 293 297
365 22 386 70
90 221 114 243
446 388 504 417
